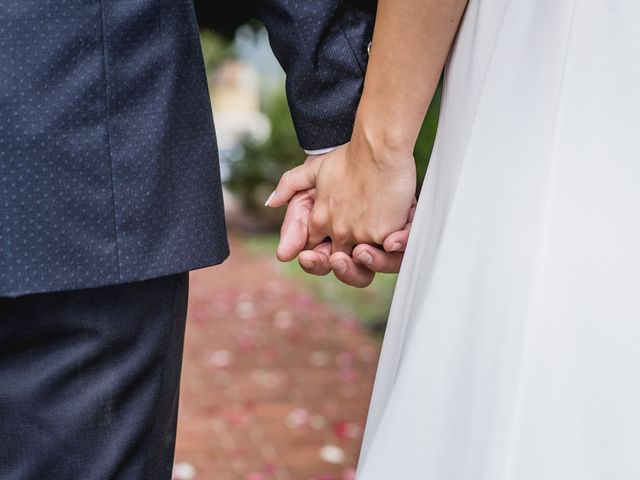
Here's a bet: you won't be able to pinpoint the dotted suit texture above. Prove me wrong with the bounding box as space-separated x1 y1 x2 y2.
0 0 375 297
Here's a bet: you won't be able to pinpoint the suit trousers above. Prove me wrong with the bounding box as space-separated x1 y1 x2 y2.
0 272 189 479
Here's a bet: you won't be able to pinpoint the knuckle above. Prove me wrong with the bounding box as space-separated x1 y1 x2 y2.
331 224 350 241
310 210 328 230
370 225 392 245
352 226 369 244
280 169 293 186
282 168 301 188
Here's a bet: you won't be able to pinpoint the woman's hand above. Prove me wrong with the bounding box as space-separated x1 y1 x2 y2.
267 136 416 255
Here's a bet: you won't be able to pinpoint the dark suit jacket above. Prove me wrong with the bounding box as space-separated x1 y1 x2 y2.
0 0 375 297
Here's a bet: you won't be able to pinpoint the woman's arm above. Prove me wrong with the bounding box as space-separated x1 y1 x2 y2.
354 0 469 167
269 0 469 277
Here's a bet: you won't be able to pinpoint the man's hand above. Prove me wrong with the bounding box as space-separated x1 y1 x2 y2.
296 201 414 287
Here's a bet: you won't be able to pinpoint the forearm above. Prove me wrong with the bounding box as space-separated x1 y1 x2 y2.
352 0 468 166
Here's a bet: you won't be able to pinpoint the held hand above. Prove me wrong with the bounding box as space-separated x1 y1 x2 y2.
268 139 416 254
272 155 416 287
274 188 316 262
298 201 415 287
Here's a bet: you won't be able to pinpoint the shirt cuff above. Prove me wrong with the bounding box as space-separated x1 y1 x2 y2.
303 144 344 156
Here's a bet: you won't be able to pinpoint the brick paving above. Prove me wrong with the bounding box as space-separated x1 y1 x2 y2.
173 235 381 480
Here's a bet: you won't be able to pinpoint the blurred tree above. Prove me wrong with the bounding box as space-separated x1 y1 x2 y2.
225 87 303 211
199 29 233 73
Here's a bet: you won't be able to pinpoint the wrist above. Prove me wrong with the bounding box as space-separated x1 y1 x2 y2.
351 109 417 171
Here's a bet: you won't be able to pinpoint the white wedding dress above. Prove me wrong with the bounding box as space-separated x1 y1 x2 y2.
356 1 640 478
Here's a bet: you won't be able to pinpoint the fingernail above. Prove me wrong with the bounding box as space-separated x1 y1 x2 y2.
264 191 276 207
356 251 373 265
389 242 403 252
333 260 347 274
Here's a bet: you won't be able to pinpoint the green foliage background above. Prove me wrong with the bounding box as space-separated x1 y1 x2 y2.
225 88 302 211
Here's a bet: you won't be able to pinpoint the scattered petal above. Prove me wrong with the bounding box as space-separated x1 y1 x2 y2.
250 369 282 389
319 444 346 464
286 408 311 428
333 421 361 440
207 350 234 368
342 467 357 480
236 298 255 319
235 333 256 350
339 316 361 332
308 350 331 368
338 368 359 383
273 310 294 329
172 462 196 480
336 352 355 368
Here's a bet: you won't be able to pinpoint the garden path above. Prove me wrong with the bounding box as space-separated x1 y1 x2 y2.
174 234 381 480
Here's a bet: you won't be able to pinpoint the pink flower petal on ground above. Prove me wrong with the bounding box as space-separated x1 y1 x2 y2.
336 352 355 368
293 294 315 308
225 409 250 426
333 421 362 440
235 333 256 350
273 310 294 329
342 467 357 480
250 368 282 389
338 316 361 332
172 462 196 480
338 368 359 384
207 350 234 368
285 408 311 428
236 298 255 319
319 444 346 464
308 350 331 368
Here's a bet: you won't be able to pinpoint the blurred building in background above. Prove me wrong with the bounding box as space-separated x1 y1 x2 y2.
209 26 283 184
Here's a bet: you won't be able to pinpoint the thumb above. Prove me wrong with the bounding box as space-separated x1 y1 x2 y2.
383 228 410 253
276 190 314 262
265 157 322 208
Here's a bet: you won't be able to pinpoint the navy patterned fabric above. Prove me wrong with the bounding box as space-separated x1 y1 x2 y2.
0 0 375 297
258 0 377 150
0 273 189 479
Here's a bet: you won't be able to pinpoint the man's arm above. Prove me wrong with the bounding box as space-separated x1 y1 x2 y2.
256 0 376 151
